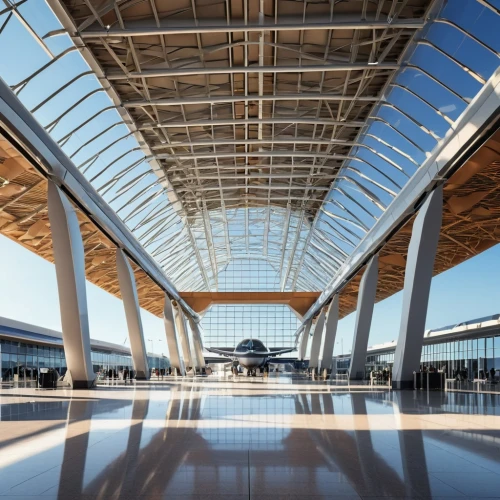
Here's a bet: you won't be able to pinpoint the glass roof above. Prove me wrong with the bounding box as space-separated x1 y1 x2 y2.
0 0 499 293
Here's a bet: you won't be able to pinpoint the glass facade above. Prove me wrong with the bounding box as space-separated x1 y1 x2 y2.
336 332 500 380
217 258 281 291
0 339 169 382
365 351 395 374
200 257 302 349
421 336 500 379
202 304 301 349
1 340 67 382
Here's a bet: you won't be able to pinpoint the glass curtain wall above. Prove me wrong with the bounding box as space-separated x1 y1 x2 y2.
0 340 66 382
0 339 168 382
421 336 500 379
337 333 500 379
202 305 301 349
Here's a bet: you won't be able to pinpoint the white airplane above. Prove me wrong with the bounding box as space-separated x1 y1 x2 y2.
206 338 295 376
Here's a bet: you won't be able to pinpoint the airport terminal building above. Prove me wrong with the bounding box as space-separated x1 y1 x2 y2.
336 315 500 379
3 312 500 383
0 317 169 382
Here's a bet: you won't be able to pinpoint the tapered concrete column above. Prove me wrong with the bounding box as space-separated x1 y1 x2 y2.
309 311 326 369
173 302 193 369
331 356 338 377
116 248 149 380
163 296 185 375
47 182 95 389
349 255 379 380
188 317 206 370
393 186 443 389
320 294 339 370
185 315 201 371
298 320 312 361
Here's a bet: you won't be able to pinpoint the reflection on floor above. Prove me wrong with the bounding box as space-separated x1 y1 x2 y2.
0 375 500 499
446 379 500 394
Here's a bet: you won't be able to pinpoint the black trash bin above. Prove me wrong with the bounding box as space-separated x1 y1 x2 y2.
413 371 422 389
427 372 445 390
39 368 58 389
413 371 444 390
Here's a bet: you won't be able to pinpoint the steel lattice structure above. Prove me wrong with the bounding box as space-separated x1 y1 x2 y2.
0 0 499 309
46 0 433 292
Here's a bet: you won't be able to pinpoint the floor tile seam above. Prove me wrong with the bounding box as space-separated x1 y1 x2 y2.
428 470 500 483
39 482 61 496
85 431 122 449
427 441 500 475
418 472 468 498
416 438 500 474
417 413 499 431
396 413 462 433
1 458 65 494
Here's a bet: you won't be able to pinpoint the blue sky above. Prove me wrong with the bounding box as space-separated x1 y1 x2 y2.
2 232 500 356
0 235 167 354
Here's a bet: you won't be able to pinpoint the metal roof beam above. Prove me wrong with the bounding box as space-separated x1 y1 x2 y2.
153 152 350 160
139 117 366 129
152 138 357 149
278 204 292 290
79 18 425 38
177 184 330 192
171 173 337 180
107 63 399 79
281 209 306 292
165 163 343 172
182 196 320 202
124 94 380 107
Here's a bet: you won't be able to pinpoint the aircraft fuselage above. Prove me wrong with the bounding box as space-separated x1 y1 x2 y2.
235 352 268 369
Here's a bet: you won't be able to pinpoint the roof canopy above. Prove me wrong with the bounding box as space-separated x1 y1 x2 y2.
0 0 499 295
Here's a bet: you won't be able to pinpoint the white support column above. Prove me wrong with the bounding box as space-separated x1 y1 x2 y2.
116 248 149 380
331 356 338 377
163 296 185 375
309 311 326 369
298 320 312 361
393 186 443 389
47 182 95 389
320 294 339 371
188 316 206 371
173 302 193 369
183 312 200 371
349 255 379 380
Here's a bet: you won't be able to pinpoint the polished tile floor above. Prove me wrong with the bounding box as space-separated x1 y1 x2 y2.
1 375 500 499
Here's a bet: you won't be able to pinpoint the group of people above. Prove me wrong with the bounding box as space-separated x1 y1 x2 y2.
151 368 173 379
453 368 469 381
452 367 497 383
477 367 497 382
421 364 444 373
99 368 134 383
369 368 392 383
